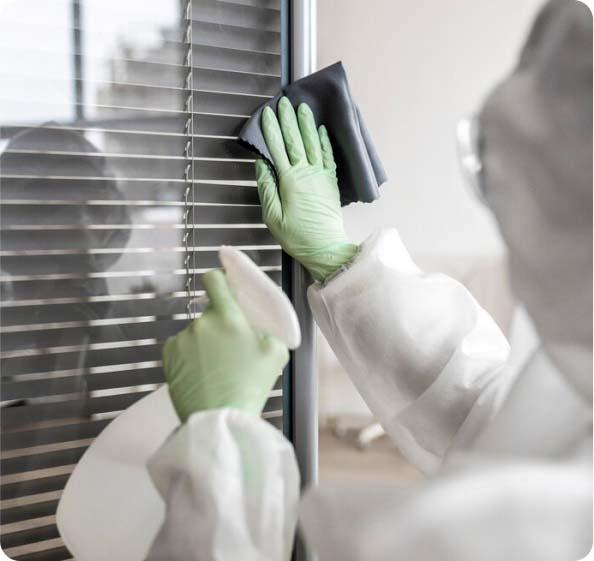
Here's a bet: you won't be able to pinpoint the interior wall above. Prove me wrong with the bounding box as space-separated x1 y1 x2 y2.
317 0 544 258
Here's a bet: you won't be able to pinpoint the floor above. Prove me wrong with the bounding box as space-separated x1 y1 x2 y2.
318 422 422 484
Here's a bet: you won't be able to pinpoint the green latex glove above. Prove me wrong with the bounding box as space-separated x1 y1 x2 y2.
256 97 358 282
163 270 289 423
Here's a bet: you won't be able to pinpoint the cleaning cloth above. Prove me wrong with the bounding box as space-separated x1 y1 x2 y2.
239 61 386 206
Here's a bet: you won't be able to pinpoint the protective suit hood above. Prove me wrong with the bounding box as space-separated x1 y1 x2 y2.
479 0 593 401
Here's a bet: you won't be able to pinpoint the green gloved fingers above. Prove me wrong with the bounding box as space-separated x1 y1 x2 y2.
255 158 282 225
278 97 307 165
201 267 241 320
298 103 322 165
318 124 337 173
163 269 289 423
258 98 359 282
262 105 290 173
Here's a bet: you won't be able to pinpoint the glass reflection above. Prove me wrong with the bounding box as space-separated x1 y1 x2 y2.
0 0 282 555
0 1 188 557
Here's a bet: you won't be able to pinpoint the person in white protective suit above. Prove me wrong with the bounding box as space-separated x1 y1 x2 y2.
56 1 592 560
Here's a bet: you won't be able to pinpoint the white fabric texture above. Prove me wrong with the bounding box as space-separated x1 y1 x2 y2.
145 409 300 561
308 228 511 474
300 452 591 561
140 224 590 561
479 0 592 399
302 227 592 561
60 222 591 561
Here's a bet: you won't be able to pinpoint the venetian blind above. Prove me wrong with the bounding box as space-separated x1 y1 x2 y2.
0 0 284 558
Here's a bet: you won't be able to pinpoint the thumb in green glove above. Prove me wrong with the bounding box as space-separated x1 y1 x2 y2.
163 269 289 423
256 97 358 283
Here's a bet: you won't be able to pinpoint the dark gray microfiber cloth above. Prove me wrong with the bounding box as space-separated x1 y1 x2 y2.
238 61 386 206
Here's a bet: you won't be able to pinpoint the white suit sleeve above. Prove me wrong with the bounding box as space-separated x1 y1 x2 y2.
144 409 300 561
299 452 592 561
308 228 510 473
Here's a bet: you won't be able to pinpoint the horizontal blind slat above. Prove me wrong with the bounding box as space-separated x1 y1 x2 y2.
2 86 271 118
1 500 59 525
1 447 87 475
1 161 257 183
1 146 258 177
1 524 61 550
1 267 279 298
1 392 153 430
2 393 282 441
0 228 276 257
1 204 263 228
1 271 281 318
2 367 280 393
0 250 279 281
1 368 164 400
0 134 256 159
0 12 279 48
0 247 278 277
1 114 246 137
190 0 280 31
3 63 278 101
2 478 70 501
192 43 280 74
191 19 280 51
1 345 163 377
197 0 280 10
1 334 167 357
1 420 110 451
0 178 261 205
1 271 280 308
1 23 280 63
1 374 281 452
8 545 70 561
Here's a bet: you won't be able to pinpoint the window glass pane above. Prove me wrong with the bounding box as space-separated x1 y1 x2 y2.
0 0 282 558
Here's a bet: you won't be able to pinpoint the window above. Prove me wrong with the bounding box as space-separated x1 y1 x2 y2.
0 1 289 558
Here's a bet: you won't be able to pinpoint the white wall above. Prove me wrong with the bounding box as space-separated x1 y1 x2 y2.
318 0 544 258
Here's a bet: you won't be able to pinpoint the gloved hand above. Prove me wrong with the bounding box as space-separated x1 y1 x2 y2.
256 97 358 282
162 270 289 423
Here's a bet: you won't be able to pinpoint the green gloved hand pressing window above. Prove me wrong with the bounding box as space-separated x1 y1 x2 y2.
162 270 289 423
256 97 359 283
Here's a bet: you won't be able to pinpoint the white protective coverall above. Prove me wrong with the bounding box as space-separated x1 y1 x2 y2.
56 2 592 560
142 229 592 561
